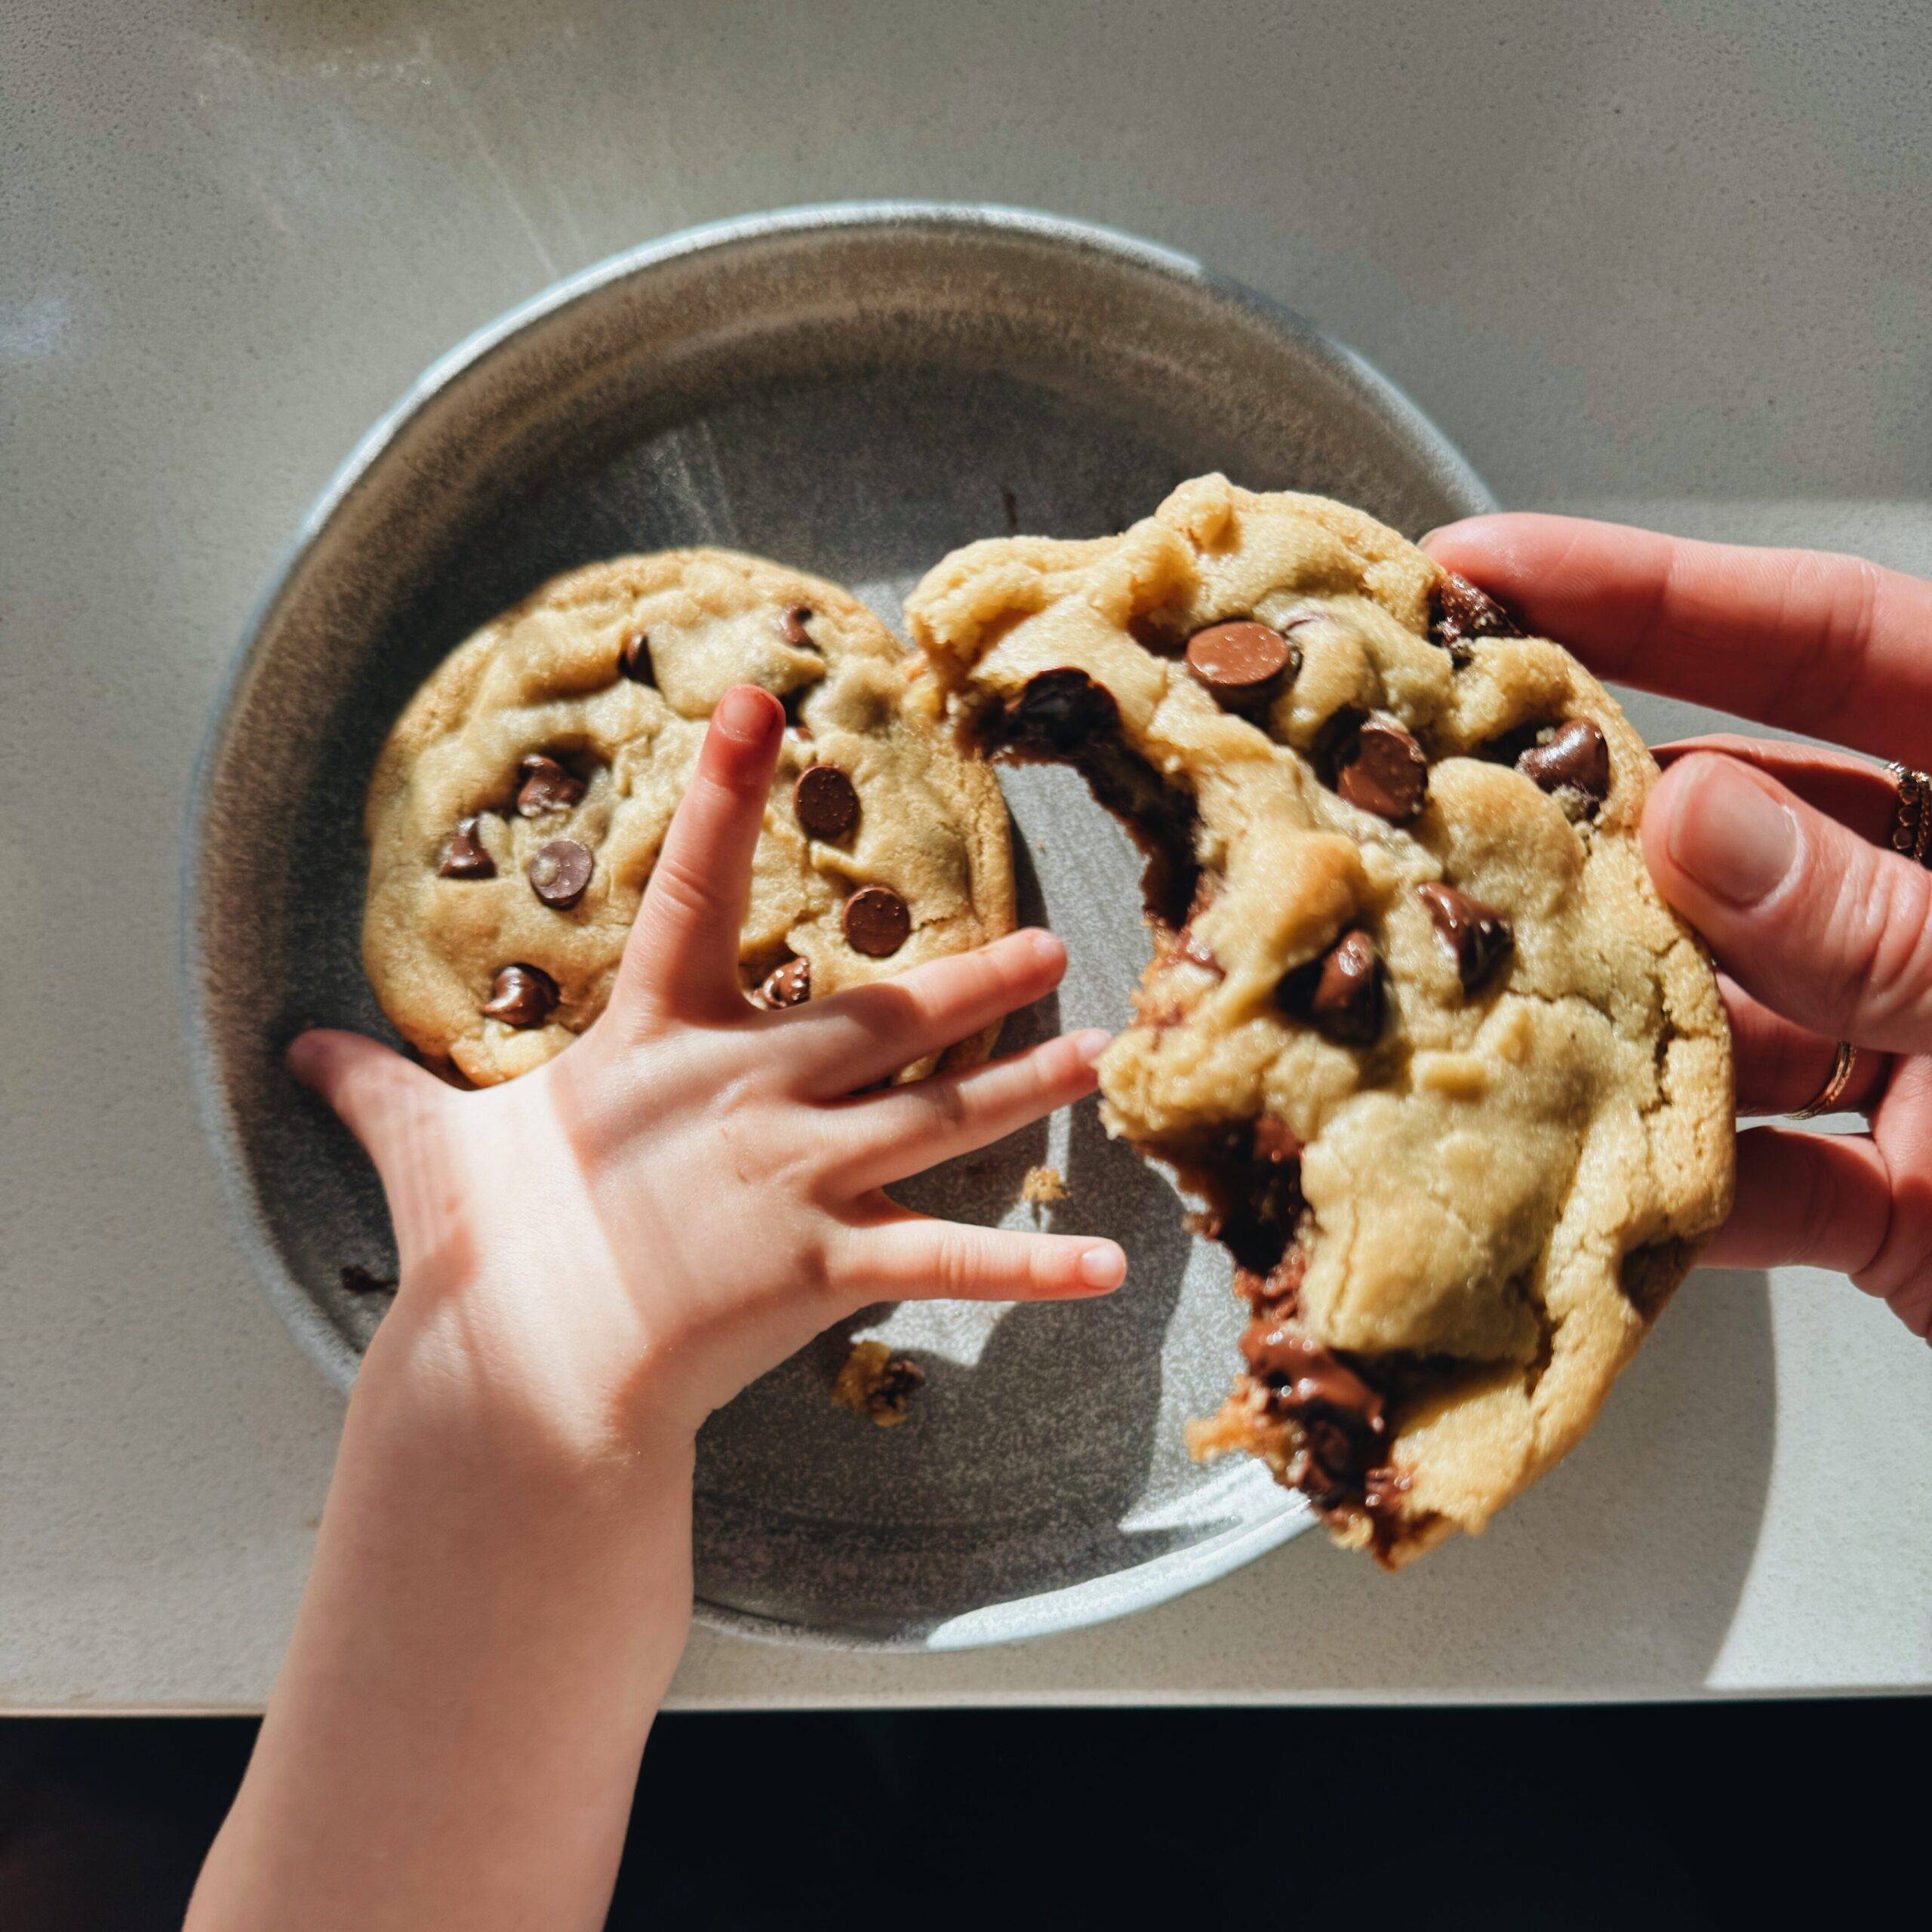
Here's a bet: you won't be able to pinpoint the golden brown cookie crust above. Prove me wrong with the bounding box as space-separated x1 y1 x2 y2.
907 476 1734 1566
365 549 1014 1085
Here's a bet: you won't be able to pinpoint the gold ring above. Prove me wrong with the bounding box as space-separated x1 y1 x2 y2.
1792 1039 1860 1120
1887 761 1932 867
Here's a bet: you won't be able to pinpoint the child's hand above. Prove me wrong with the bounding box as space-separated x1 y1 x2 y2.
192 685 1120 1932
289 683 1125 1457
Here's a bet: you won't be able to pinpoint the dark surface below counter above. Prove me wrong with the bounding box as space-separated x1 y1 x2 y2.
1 1700 1919 1928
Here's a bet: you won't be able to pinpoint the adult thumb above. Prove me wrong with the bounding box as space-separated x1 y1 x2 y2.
1644 753 1932 1056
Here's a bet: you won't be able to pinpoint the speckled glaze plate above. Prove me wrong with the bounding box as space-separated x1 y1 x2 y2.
184 205 1493 1649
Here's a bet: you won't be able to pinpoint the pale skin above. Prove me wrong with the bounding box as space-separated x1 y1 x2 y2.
188 683 1125 1931
191 521 1930 1927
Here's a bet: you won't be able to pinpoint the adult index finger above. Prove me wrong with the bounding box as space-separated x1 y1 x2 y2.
1424 515 1932 769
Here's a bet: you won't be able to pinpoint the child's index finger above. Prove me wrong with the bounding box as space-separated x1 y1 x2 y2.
1423 512 1932 769
613 685 784 1023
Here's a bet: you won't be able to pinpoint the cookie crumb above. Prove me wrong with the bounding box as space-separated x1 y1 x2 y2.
1022 1164 1069 1205
831 1340 925 1428
340 1264 397 1297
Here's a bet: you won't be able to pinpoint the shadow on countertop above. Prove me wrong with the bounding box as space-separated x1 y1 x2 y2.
682 1259 1784 1700
1220 1262 1781 1696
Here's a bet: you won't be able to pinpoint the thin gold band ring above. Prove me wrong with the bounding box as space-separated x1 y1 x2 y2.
1791 1040 1860 1121
1788 765 1926 1121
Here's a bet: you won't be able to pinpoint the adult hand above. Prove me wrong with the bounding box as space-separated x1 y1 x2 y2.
1426 516 1932 1338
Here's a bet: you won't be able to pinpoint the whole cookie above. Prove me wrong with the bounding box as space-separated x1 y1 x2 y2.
364 549 1014 1085
908 476 1734 1567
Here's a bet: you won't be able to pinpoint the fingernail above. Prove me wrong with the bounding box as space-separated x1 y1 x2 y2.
1072 1028 1111 1066
1022 927 1063 966
715 684 778 746
1078 1244 1126 1291
1667 758 1798 906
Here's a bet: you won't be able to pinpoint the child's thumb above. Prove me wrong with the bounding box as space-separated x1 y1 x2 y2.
287 1027 445 1167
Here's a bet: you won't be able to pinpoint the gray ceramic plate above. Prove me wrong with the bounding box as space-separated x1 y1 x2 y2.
185 204 1493 1650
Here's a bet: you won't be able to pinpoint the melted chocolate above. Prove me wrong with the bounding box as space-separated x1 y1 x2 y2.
983 669 1201 928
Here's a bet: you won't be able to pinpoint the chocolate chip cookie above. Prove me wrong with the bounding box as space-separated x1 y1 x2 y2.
364 549 1014 1084
907 476 1734 1566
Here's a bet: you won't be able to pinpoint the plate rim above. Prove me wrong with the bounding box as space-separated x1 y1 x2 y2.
180 200 1495 1651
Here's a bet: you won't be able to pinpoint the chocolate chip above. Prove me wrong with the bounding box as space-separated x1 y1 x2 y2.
1280 928 1384 1045
1240 1322 1386 1441
1298 1425 1369 1509
1417 882 1514 992
1517 717 1610 809
1185 620 1298 703
618 627 654 683
792 764 859 841
1244 1325 1338 1404
780 605 814 648
527 838 592 909
1244 1322 1389 1510
1429 571 1522 666
987 665 1201 934
1004 666 1120 752
1335 716 1429 823
760 957 811 1008
437 815 495 879
1250 1117 1303 1164
1238 1244 1308 1315
843 884 910 957
481 963 558 1027
1309 929 1386 1042
515 753 585 818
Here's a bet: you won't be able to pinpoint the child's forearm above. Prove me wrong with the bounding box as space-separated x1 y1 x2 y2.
187 1309 696 1932
195 694 1124 1924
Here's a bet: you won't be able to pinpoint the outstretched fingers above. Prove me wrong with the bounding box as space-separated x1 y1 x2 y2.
612 686 784 1022
782 928 1071 1097
828 1028 1110 1189
833 1205 1126 1305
